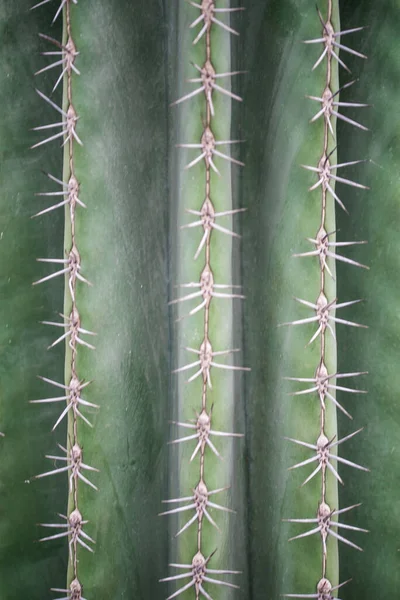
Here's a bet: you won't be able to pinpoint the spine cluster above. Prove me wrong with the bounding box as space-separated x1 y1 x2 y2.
160 2 247 598
284 2 369 598
31 1 97 599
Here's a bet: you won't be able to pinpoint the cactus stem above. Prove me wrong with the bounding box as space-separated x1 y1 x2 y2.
31 376 97 430
171 62 243 113
164 1 246 595
285 3 370 566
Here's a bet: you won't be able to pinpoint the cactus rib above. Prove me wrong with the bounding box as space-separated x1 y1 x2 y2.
30 1 97 598
284 1 369 596
162 1 246 598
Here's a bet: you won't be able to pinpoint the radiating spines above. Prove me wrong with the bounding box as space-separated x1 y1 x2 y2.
307 81 370 134
189 1 244 45
41 307 96 350
293 226 369 276
30 375 98 431
304 7 366 73
285 502 368 553
33 246 91 301
170 264 244 318
280 291 367 345
169 408 243 461
286 429 369 486
52 578 86 600
302 153 369 214
39 509 95 558
182 199 246 259
160 480 234 537
31 89 82 149
32 443 99 492
172 339 250 388
178 126 244 173
172 59 243 116
35 33 80 93
283 577 351 600
285 360 368 420
168 0 245 593
287 6 370 598
33 172 85 219
160 551 240 599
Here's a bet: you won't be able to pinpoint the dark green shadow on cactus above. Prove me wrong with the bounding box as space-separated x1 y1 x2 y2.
337 1 400 598
64 1 170 598
0 4 67 599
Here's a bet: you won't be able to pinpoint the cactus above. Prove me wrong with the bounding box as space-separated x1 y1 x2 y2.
0 0 398 599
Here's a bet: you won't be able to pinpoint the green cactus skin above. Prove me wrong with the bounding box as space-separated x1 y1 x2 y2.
65 1 170 595
164 1 249 598
240 1 369 598
336 1 400 598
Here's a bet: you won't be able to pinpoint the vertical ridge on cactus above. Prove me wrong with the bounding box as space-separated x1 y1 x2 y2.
164 1 248 598
30 2 97 596
239 0 369 596
282 1 341 593
282 2 368 596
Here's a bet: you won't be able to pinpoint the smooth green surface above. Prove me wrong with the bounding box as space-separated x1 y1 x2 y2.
0 3 66 599
167 1 248 598
337 1 400 598
239 2 340 598
65 1 169 598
